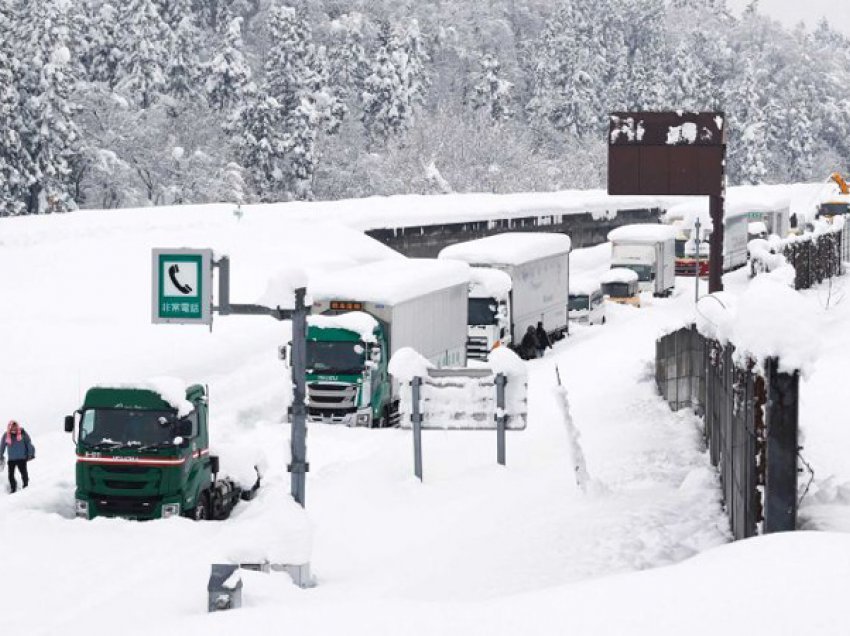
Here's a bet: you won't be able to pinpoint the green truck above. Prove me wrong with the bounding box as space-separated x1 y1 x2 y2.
304 259 470 428
65 384 257 520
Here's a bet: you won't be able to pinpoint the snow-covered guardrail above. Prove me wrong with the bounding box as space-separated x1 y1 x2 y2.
749 217 846 290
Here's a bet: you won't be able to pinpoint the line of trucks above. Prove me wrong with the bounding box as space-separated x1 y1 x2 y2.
65 226 682 521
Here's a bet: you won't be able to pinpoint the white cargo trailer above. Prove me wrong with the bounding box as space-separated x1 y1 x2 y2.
438 232 571 359
307 259 470 426
607 224 676 297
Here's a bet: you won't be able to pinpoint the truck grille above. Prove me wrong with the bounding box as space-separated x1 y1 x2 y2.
466 336 490 361
308 383 357 410
92 494 162 517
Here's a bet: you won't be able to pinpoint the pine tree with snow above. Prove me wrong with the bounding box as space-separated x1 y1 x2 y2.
81 2 123 88
154 0 193 30
0 17 28 216
261 4 344 198
165 16 202 103
117 0 171 108
361 23 413 146
15 0 80 214
470 53 513 122
226 91 289 201
726 60 769 185
326 12 369 105
205 17 253 112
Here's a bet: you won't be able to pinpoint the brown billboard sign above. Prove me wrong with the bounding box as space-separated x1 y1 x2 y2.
608 112 726 196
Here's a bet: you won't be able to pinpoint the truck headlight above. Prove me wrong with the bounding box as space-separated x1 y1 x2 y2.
75 499 89 519
356 413 371 426
161 503 181 519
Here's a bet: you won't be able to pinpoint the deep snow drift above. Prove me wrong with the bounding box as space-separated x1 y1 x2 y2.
1 187 849 634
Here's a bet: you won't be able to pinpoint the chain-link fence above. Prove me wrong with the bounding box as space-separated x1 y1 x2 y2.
656 325 799 539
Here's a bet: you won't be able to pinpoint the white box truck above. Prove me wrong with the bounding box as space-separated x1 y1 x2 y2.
307 259 470 427
607 224 676 297
438 232 571 359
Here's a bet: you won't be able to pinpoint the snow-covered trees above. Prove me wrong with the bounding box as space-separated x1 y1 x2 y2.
2 0 850 214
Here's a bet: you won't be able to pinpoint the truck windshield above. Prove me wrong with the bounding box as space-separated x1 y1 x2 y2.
307 340 365 374
468 298 498 326
569 295 589 311
79 409 178 448
614 264 653 282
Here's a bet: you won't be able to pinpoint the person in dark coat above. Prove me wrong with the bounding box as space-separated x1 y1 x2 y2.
520 325 540 360
0 420 35 493
535 321 552 358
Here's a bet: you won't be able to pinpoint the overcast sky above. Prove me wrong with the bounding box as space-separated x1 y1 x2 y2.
725 0 850 34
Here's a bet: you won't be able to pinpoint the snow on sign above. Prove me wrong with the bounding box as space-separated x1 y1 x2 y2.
608 111 726 197
151 248 213 325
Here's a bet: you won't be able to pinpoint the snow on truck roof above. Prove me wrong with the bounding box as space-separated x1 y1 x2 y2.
438 232 571 266
601 268 639 284
307 311 379 341
607 224 677 243
468 267 512 299
309 258 470 305
570 276 603 296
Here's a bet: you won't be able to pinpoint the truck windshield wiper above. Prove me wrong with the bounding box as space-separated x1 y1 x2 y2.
85 441 124 451
135 441 176 453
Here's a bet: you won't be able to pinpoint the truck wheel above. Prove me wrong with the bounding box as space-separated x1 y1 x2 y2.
188 491 210 521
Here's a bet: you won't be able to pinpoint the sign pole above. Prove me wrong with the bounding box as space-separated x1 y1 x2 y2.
288 288 309 507
709 192 725 293
694 216 701 304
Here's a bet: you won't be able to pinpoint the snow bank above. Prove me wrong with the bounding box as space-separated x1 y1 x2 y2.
607 223 676 243
696 275 818 374
601 268 639 284
468 266 512 299
438 232 571 266
488 347 528 417
310 259 470 305
387 347 434 383
307 311 378 342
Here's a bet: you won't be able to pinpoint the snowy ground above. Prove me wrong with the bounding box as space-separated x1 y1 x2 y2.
1 192 849 634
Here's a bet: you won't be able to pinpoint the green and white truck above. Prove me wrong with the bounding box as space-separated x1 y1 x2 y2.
65 382 258 520
305 259 470 427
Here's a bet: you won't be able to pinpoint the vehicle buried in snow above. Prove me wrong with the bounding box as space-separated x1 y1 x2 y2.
304 259 470 428
64 383 259 521
601 267 640 307
438 232 572 360
569 276 606 325
607 224 676 297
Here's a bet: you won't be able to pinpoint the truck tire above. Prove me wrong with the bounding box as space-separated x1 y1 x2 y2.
187 490 210 521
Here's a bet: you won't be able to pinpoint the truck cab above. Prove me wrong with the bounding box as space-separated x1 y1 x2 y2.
569 278 606 325
305 311 390 428
66 384 226 521
465 267 512 361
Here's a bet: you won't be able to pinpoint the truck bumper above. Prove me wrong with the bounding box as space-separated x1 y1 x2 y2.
307 407 372 427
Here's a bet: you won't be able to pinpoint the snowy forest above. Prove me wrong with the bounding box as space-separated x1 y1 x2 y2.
1 0 850 215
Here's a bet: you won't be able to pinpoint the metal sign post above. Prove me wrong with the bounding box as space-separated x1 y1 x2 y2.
608 111 727 292
495 373 507 466
153 249 311 508
694 216 701 304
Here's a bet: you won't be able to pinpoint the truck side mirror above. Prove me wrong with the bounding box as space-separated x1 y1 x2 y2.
370 347 382 364
210 455 220 477
64 415 74 433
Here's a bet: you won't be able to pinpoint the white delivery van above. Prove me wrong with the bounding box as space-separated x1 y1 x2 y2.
569 276 606 325
607 224 676 297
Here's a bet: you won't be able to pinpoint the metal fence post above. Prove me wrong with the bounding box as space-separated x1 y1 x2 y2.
495 373 507 466
411 376 423 481
764 358 799 533
289 287 309 506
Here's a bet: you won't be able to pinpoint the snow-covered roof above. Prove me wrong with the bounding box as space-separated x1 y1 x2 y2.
570 276 602 296
438 232 571 266
607 224 676 243
468 266 512 300
308 311 379 342
748 221 768 235
601 268 639 284
309 258 470 305
94 377 194 417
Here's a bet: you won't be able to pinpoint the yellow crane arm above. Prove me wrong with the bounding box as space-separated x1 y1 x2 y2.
829 172 849 195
